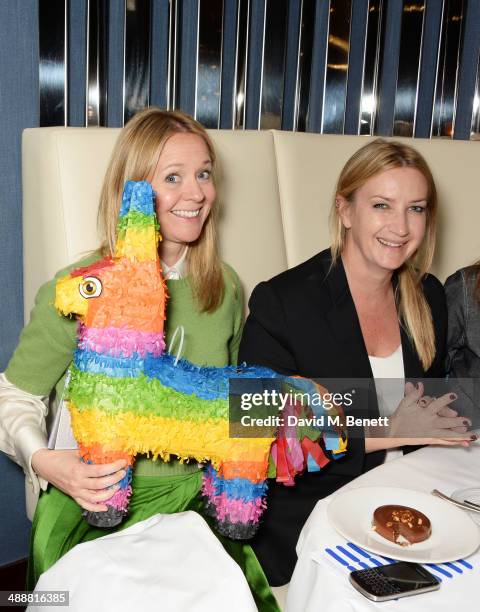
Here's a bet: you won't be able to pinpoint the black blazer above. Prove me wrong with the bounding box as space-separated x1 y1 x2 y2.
238 248 447 585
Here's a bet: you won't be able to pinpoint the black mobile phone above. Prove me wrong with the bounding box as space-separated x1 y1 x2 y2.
349 562 440 602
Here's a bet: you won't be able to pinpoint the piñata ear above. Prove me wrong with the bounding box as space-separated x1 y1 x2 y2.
115 180 161 261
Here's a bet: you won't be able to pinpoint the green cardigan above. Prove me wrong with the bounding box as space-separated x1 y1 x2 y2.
7 252 244 476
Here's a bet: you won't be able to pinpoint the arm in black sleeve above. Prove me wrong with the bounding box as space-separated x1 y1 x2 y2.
443 269 480 426
238 281 298 376
444 269 467 377
423 272 448 378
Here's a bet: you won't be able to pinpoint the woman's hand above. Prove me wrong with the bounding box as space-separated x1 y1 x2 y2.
31 448 127 512
388 382 474 443
365 382 476 452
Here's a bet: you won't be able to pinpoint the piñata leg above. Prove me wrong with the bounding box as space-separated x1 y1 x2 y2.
79 444 134 527
201 464 268 539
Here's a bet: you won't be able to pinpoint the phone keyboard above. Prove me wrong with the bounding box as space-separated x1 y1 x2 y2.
356 569 402 596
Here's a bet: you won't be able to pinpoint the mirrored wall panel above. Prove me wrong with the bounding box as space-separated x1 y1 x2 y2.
431 0 464 138
196 0 224 128
393 0 425 137
86 0 108 126
38 0 480 140
322 0 351 134
39 0 67 126
471 54 480 139
359 0 383 136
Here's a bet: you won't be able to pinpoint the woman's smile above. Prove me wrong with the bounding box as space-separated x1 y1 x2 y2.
170 208 202 218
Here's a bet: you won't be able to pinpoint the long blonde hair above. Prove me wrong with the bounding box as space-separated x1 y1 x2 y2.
98 107 224 313
329 138 438 370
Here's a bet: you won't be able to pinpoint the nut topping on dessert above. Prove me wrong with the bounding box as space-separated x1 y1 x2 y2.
372 505 431 546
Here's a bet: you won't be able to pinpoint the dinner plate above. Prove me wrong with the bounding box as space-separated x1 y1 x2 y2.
327 486 480 563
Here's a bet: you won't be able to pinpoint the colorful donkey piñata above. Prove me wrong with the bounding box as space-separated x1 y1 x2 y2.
55 181 347 539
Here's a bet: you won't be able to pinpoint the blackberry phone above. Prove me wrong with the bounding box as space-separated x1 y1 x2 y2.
349 562 440 602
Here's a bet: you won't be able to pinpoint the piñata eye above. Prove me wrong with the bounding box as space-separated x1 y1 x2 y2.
79 276 102 299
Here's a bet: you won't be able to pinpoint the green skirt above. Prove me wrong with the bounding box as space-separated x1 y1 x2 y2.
28 471 279 612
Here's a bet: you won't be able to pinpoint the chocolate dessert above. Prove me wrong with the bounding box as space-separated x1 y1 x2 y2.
372 505 431 546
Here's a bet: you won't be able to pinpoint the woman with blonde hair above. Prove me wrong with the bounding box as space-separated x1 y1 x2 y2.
0 107 278 610
239 137 475 586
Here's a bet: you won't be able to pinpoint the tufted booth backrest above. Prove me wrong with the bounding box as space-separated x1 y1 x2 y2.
22 127 480 322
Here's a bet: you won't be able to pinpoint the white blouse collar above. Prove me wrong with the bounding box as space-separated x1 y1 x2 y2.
161 246 188 280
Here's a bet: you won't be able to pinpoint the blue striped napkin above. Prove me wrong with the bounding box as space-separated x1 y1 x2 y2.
323 542 474 582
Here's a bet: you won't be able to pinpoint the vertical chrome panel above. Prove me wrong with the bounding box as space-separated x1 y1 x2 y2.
322 0 352 134
167 0 179 110
259 0 288 129
39 0 67 126
294 0 315 132
392 0 425 137
359 0 383 135
123 0 152 123
196 0 223 128
86 0 108 126
471 54 480 139
150 0 170 109
431 0 464 138
234 0 250 129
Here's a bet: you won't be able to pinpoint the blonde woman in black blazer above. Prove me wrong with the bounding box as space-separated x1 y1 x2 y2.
239 139 475 586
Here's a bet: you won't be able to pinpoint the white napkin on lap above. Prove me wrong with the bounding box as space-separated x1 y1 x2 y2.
28 511 257 612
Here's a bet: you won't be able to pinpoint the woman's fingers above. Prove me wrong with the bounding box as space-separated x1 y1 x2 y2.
66 456 126 500
434 415 472 430
404 381 416 394
87 459 127 478
83 468 127 490
74 497 109 512
402 382 424 406
75 483 121 512
89 485 121 503
425 393 472 430
417 437 471 447
437 405 458 417
450 425 469 433
426 393 458 414
71 457 126 479
76 460 127 489
432 428 476 440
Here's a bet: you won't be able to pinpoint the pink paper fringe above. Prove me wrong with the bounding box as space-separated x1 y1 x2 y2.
202 476 266 524
106 485 133 511
78 324 165 358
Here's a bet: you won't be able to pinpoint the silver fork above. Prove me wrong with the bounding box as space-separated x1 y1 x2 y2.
431 489 480 513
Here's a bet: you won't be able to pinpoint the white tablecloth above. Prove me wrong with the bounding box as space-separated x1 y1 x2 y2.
28 511 257 612
286 443 480 612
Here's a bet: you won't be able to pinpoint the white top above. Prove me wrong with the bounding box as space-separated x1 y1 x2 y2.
368 345 404 462
161 246 188 280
